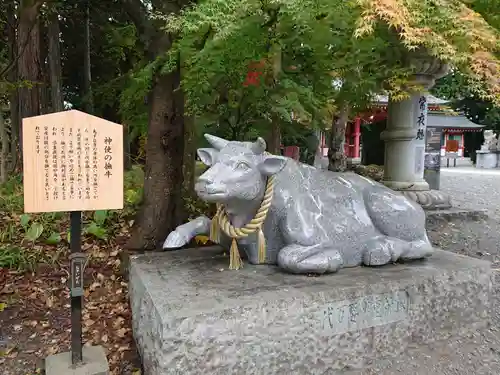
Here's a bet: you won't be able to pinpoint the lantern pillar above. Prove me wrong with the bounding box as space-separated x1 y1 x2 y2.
381 51 452 209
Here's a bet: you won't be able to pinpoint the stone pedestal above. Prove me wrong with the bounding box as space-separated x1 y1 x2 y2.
45 346 109 375
381 93 429 191
381 53 451 209
381 93 451 208
423 169 439 190
130 247 491 375
347 157 361 167
476 150 498 169
402 189 451 210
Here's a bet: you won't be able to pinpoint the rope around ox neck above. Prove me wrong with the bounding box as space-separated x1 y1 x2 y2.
210 175 275 270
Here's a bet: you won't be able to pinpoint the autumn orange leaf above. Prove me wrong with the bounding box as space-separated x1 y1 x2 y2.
195 235 210 245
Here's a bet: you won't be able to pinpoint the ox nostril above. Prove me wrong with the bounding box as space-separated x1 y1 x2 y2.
198 174 213 185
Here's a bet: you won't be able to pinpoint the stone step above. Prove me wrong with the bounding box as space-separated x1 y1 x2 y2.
425 208 488 229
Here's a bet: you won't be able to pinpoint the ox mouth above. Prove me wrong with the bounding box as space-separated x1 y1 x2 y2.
199 190 225 196
196 190 227 201
195 184 226 197
196 187 224 194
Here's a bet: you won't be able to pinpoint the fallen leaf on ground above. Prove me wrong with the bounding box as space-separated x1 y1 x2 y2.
0 232 141 373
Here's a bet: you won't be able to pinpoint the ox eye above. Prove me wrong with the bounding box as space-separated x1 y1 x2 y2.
236 161 250 170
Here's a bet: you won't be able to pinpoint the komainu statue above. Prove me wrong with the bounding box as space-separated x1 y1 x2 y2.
163 134 433 274
481 129 498 151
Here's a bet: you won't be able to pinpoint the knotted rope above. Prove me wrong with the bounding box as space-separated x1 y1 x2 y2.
210 175 275 270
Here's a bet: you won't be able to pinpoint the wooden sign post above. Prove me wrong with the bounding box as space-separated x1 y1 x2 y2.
22 110 123 367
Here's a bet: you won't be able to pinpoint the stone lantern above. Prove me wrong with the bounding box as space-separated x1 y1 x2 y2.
381 49 452 209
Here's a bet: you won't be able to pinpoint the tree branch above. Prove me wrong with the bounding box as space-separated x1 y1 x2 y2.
4 6 18 31
233 92 245 129
121 0 156 42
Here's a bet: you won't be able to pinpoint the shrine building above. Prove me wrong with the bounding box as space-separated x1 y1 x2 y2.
316 94 484 163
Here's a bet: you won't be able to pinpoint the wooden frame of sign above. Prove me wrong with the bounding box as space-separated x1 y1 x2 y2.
22 110 124 213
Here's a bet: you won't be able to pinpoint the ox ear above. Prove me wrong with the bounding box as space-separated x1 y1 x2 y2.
257 155 287 176
197 148 218 166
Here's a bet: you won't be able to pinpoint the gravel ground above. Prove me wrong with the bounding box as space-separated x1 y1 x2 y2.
347 169 500 374
440 168 500 218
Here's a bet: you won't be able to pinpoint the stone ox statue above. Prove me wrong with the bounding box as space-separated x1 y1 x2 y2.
163 134 433 274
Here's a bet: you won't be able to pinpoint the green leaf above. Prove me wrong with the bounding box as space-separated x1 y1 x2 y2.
86 222 108 240
93 210 108 226
45 232 62 245
125 189 141 205
25 223 44 242
66 230 71 244
19 214 30 228
0 302 5 312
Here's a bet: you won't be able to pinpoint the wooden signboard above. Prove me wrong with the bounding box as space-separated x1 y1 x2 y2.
22 110 124 366
425 127 442 153
23 110 124 213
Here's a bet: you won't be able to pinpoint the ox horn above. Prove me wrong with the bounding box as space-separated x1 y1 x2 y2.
251 137 267 154
204 134 229 150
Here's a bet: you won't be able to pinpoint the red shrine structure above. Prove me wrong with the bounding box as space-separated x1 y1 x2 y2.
316 95 484 163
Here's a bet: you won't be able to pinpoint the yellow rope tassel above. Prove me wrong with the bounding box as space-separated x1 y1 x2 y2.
229 238 243 270
257 228 266 264
210 208 220 243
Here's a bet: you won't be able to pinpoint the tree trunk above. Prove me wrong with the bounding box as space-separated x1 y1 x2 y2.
82 0 94 113
267 45 282 154
182 114 196 195
125 63 185 250
47 9 64 112
6 0 19 173
9 95 19 174
175 114 196 222
18 0 44 149
123 122 132 170
0 113 7 183
267 121 281 154
39 23 50 114
328 103 349 172
122 0 188 250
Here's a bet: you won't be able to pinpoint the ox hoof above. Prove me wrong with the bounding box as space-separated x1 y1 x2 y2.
363 247 391 266
362 236 408 266
163 230 189 249
400 240 434 260
278 245 343 274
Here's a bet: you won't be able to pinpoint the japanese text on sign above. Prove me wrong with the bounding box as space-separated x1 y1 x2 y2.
320 291 409 334
104 137 113 178
60 127 67 200
84 129 91 200
35 126 40 154
415 96 427 141
44 126 50 201
22 110 123 213
92 130 98 199
41 128 113 201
